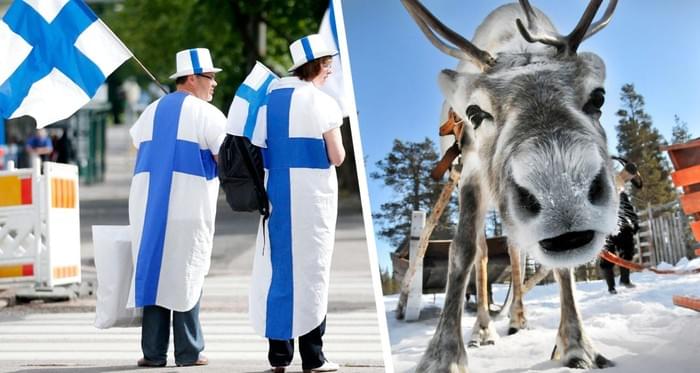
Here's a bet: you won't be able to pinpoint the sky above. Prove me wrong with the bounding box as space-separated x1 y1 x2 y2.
341 0 700 271
384 267 700 372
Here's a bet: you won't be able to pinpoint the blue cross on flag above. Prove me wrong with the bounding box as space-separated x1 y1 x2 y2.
226 61 278 146
132 91 218 308
0 0 131 128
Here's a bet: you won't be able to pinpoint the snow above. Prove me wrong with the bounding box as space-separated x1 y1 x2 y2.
657 257 700 272
385 271 700 372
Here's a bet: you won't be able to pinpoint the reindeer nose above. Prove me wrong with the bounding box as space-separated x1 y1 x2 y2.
539 230 594 253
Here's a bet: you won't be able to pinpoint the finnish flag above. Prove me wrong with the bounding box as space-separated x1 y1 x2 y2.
0 0 131 128
318 0 349 116
248 77 343 339
226 61 278 147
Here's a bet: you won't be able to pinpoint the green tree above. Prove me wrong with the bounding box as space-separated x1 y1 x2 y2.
615 84 676 205
370 138 456 248
95 1 365 193
380 266 399 295
101 0 327 111
671 115 693 144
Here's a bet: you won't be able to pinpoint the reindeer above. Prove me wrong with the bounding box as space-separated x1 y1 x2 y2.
401 0 620 370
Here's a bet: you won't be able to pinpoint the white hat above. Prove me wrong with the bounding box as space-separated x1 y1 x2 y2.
169 48 222 80
287 34 338 72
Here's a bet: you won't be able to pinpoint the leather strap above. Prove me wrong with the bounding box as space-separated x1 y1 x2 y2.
431 143 460 181
438 108 464 137
431 109 464 180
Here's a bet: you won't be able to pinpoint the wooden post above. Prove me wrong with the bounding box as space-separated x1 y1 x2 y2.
404 211 426 321
647 202 657 265
523 266 550 294
396 167 460 319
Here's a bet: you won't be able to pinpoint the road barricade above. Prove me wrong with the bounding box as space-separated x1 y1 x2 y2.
0 161 81 288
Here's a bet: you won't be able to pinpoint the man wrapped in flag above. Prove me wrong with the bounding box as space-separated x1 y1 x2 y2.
0 0 131 128
127 48 225 368
238 34 345 373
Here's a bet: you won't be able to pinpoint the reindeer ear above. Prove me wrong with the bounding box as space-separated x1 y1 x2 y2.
438 69 478 118
438 69 459 97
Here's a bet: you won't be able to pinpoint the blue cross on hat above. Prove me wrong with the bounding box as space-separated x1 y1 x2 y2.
169 48 222 80
287 34 338 72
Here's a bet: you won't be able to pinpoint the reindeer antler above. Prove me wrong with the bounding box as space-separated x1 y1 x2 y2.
584 0 618 40
401 0 496 71
516 0 617 55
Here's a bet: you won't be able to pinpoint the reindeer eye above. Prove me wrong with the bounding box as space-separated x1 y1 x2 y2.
466 105 493 130
583 88 605 117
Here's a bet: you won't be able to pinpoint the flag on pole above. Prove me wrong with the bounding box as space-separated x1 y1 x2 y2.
0 0 132 128
226 61 279 147
318 0 349 116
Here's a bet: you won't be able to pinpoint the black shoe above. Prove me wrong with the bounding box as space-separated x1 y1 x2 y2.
137 358 166 367
608 289 617 294
621 282 636 288
601 266 616 293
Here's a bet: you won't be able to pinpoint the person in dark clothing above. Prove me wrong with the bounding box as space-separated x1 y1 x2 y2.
53 128 74 164
600 158 642 294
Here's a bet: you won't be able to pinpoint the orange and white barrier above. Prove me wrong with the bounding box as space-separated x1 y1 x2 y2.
0 161 81 288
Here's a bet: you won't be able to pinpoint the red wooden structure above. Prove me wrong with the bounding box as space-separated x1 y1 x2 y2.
663 138 700 311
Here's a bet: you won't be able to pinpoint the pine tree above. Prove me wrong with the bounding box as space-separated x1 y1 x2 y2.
671 115 693 144
615 84 676 205
370 138 457 248
380 266 400 295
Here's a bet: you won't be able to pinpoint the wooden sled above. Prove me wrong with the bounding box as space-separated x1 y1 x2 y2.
673 295 700 312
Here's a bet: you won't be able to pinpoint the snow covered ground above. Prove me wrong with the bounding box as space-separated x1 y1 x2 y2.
385 264 700 372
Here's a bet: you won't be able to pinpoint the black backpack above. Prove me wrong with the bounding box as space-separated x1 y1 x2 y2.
218 134 269 217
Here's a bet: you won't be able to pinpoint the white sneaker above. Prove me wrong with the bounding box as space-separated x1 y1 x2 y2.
305 360 339 372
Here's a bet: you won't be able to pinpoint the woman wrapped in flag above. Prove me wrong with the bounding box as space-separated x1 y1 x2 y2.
247 34 345 373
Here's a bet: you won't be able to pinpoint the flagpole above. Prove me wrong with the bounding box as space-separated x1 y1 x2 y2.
97 18 169 95
128 54 169 95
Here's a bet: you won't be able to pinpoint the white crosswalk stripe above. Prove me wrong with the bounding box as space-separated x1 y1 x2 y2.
0 271 385 370
0 311 384 364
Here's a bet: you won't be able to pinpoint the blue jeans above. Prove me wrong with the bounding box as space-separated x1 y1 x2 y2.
141 300 204 365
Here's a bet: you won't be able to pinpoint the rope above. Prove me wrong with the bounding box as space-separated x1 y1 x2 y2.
599 249 700 275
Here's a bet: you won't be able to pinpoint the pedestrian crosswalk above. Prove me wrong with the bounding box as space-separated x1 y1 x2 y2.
0 269 386 371
0 311 384 367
